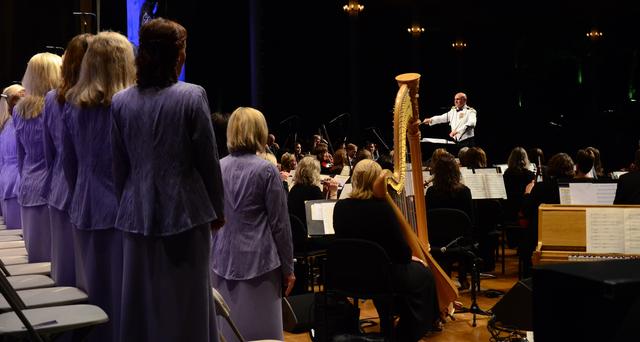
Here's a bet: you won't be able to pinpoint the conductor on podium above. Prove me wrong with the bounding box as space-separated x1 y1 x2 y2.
422 92 477 149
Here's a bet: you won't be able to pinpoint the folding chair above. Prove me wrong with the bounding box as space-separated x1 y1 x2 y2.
0 229 23 237
211 287 282 342
0 267 108 341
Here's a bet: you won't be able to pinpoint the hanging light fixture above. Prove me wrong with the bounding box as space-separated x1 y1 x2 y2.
586 27 603 41
343 0 364 16
452 39 467 51
407 24 425 38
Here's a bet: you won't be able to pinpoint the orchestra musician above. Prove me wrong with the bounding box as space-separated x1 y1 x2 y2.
333 160 440 341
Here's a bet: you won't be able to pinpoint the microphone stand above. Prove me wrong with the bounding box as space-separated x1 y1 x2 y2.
454 246 491 327
321 124 334 154
369 127 390 152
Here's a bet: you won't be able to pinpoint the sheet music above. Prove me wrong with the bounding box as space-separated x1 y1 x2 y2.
474 168 499 175
309 202 336 235
321 203 335 234
612 171 628 180
333 175 350 188
495 164 508 173
484 174 507 199
420 137 456 145
339 184 352 199
461 173 487 199
586 208 625 253
569 183 617 205
624 209 640 254
559 186 571 204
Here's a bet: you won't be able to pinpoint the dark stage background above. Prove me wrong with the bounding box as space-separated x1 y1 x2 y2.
2 0 639 170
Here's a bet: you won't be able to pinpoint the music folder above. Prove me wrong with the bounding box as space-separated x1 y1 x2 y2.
304 199 338 236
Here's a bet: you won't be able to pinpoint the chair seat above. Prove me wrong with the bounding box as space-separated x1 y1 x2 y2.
0 241 25 250
0 304 108 335
5 262 51 276
0 230 23 237
0 256 28 266
0 248 27 257
7 275 55 291
0 287 88 312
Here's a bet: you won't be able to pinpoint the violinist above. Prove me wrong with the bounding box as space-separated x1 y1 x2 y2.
333 160 440 341
314 143 334 174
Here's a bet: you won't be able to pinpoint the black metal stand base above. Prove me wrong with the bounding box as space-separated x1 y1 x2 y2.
454 252 492 327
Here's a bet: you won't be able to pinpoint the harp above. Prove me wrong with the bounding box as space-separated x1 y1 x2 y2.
374 73 459 317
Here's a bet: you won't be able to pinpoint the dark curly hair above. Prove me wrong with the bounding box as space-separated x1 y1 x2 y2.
136 18 187 88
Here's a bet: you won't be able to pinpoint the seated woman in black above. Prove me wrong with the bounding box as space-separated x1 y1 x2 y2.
333 160 439 342
614 149 640 204
503 147 536 223
522 152 575 278
288 156 337 224
425 154 473 289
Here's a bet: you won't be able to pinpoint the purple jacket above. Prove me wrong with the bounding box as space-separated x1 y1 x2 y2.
41 90 73 211
0 118 20 200
110 82 224 236
211 153 294 280
14 111 47 207
62 104 117 230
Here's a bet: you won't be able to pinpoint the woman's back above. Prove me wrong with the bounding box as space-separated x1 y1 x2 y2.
111 82 222 235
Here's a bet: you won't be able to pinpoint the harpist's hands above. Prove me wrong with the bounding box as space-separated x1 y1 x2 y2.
284 273 296 297
210 218 225 231
411 255 428 268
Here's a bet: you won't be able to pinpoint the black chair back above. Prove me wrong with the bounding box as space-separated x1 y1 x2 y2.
326 239 393 298
289 214 308 256
427 208 474 250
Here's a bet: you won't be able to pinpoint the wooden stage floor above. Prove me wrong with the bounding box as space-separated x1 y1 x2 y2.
283 248 522 342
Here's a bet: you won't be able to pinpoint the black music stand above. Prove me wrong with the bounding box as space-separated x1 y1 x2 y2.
454 247 491 327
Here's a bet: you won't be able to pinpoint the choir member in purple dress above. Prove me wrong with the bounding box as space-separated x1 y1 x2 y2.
63 31 135 342
42 33 93 286
0 84 25 229
111 18 224 341
211 106 295 342
14 53 61 262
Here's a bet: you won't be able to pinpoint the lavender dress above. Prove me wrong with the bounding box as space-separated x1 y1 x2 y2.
14 112 51 262
211 153 294 342
42 90 76 286
111 82 223 342
62 103 121 342
0 118 22 229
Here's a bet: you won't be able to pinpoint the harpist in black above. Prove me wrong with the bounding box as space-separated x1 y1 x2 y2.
332 160 439 342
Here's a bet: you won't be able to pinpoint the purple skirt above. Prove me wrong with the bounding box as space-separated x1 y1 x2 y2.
21 205 51 262
2 198 22 229
49 207 76 287
73 227 123 342
211 268 283 342
120 224 218 342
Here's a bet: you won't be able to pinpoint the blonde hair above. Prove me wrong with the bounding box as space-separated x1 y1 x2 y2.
15 53 62 119
227 107 268 153
280 152 296 172
294 156 321 186
350 159 382 200
66 31 135 107
257 151 277 166
0 84 25 130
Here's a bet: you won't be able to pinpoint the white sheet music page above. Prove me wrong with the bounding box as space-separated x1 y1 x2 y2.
333 175 350 188
339 184 352 199
321 203 335 234
593 183 617 204
586 208 625 253
569 183 597 204
484 174 507 199
559 186 572 204
624 208 640 254
461 173 487 199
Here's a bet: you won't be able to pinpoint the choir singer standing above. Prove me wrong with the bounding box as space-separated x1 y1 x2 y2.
111 19 224 341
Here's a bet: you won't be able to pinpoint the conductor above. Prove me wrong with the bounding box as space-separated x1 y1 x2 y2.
422 92 477 148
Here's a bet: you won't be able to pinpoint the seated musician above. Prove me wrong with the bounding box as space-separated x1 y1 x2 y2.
614 149 640 204
288 156 338 226
425 154 473 290
333 159 440 342
522 152 575 278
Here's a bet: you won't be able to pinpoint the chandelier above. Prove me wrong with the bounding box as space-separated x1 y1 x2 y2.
407 25 425 38
343 0 364 16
